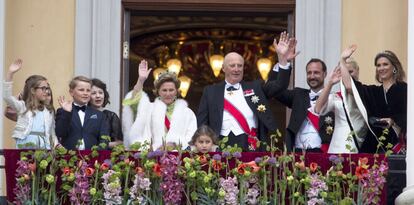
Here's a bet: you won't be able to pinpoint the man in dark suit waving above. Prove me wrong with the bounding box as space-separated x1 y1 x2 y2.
197 32 297 151
270 58 334 153
55 76 109 150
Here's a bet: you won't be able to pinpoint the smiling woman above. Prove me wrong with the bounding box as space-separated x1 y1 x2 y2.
342 49 407 153
122 60 197 150
89 78 123 149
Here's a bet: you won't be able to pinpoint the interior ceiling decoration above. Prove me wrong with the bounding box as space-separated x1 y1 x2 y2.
129 14 288 90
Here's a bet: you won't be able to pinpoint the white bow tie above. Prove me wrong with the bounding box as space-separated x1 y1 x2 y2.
309 90 321 101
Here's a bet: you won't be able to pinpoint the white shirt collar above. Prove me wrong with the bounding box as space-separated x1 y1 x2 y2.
225 81 241 90
309 89 323 99
73 102 87 107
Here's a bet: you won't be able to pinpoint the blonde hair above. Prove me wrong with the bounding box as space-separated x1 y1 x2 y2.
345 57 359 71
69 76 92 89
22 75 54 114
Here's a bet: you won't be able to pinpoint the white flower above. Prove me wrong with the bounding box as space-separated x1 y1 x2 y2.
251 95 260 104
324 116 333 124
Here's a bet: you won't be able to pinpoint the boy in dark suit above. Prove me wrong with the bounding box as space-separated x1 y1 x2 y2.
55 76 109 150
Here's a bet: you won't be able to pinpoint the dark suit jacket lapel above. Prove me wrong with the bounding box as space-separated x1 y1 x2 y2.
299 89 311 121
240 81 258 115
72 110 83 129
295 89 311 131
215 82 225 122
305 89 311 108
83 107 93 129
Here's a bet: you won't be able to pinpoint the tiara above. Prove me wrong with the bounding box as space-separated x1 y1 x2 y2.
154 71 179 86
157 71 178 81
378 50 394 56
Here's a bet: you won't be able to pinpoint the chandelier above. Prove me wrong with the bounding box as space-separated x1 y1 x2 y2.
143 39 275 98
166 43 183 76
203 40 273 80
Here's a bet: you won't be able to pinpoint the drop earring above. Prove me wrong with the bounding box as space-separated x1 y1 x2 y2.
393 68 397 74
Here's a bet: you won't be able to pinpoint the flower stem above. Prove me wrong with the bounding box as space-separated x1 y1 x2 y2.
263 168 268 203
92 168 99 205
123 164 131 203
31 171 35 205
273 166 278 205
47 183 53 205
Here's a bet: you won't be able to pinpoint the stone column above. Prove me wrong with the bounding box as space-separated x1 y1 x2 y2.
295 0 341 88
0 0 5 198
75 0 122 114
395 0 414 204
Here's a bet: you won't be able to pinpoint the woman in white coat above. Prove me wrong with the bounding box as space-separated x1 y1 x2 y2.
122 60 197 150
314 49 372 153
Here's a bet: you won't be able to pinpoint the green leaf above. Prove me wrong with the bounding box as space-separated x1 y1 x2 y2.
196 186 217 205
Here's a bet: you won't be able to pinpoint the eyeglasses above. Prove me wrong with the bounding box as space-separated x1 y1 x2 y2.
35 86 51 92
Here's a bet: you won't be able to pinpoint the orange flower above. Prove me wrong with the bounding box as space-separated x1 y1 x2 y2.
309 162 318 172
28 163 36 172
62 167 71 175
358 157 369 168
135 166 144 174
212 160 223 171
355 166 368 180
100 163 109 171
85 167 95 177
198 155 208 165
153 163 161 177
237 163 246 175
245 161 261 173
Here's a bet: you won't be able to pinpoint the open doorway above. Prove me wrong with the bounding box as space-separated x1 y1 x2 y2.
121 0 295 142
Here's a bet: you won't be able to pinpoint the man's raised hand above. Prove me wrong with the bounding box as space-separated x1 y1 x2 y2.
274 31 299 65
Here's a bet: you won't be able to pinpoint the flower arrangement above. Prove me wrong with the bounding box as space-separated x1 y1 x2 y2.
11 133 390 205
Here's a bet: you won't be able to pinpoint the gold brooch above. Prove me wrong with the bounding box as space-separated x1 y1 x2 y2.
257 104 266 112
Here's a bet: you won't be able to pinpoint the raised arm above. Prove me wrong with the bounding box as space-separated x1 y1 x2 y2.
264 32 299 97
274 31 300 66
131 60 152 97
314 65 341 114
3 59 25 111
6 59 23 82
55 96 73 140
340 45 357 92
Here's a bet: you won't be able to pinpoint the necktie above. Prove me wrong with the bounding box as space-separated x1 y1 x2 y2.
73 105 86 112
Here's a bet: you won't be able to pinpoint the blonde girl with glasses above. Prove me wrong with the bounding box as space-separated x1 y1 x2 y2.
3 59 58 149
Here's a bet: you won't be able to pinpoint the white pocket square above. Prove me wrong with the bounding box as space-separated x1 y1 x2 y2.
90 114 98 119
